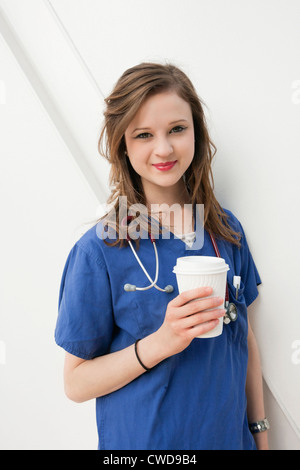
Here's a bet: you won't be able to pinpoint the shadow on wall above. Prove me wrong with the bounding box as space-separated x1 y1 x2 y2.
263 380 300 450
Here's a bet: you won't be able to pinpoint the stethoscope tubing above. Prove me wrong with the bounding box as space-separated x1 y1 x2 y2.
127 239 163 291
122 216 238 323
122 216 173 293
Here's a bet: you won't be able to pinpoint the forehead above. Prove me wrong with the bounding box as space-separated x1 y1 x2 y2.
126 91 193 130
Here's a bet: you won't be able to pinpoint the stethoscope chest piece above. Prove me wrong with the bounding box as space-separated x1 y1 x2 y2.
223 302 238 324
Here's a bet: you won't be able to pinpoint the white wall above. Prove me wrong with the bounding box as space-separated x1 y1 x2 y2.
0 0 299 449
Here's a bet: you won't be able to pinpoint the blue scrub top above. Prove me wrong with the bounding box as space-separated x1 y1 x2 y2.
55 209 261 450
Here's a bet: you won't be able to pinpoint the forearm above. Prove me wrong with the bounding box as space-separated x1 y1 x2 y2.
64 288 224 403
246 319 269 450
64 331 168 403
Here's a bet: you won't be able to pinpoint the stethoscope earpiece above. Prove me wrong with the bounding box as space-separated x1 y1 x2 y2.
124 283 174 293
124 284 137 292
164 285 174 293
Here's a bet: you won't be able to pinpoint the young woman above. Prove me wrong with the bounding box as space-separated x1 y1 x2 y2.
55 63 269 450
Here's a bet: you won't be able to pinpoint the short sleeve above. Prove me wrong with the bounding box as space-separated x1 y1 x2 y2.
224 209 261 307
55 243 114 359
238 223 262 307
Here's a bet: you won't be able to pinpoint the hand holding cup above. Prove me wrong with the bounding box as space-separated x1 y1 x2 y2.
158 286 226 357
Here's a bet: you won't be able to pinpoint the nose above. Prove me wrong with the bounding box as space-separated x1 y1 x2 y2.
154 136 173 158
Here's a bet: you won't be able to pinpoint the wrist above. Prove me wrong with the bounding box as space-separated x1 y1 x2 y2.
249 418 270 434
135 330 171 370
248 417 270 450
252 429 269 450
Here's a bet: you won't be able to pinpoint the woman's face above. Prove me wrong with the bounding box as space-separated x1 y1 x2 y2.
124 91 195 202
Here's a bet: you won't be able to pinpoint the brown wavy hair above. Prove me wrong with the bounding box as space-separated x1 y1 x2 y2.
98 62 240 247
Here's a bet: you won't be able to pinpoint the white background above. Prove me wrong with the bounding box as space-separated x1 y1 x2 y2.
0 0 299 450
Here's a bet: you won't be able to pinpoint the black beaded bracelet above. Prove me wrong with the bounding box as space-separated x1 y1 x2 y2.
134 339 151 372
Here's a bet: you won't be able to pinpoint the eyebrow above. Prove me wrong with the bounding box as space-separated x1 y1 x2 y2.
131 119 188 135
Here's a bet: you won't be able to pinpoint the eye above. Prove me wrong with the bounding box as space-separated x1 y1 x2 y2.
135 132 152 139
170 125 187 134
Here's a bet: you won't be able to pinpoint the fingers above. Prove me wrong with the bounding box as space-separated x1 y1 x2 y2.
171 286 213 307
187 318 221 338
182 295 224 317
165 287 225 341
171 288 224 317
180 307 226 330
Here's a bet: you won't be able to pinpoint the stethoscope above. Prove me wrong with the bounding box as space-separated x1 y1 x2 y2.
208 233 238 324
122 216 238 324
122 216 174 294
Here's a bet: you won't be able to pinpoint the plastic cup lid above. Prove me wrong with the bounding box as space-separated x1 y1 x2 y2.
173 256 229 274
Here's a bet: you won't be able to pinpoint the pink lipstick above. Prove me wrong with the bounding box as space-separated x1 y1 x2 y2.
152 161 177 171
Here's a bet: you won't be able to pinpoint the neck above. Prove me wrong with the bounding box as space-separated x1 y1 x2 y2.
144 179 191 208
143 180 194 235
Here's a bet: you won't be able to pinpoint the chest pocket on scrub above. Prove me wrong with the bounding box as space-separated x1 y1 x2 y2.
226 279 248 342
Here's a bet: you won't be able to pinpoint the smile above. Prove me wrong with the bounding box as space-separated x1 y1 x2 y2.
152 161 177 171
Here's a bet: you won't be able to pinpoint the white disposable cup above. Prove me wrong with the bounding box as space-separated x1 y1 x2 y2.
173 256 229 338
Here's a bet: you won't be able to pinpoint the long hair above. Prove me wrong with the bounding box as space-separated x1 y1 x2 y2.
98 62 240 247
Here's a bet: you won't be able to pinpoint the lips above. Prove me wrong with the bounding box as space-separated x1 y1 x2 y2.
152 161 177 171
